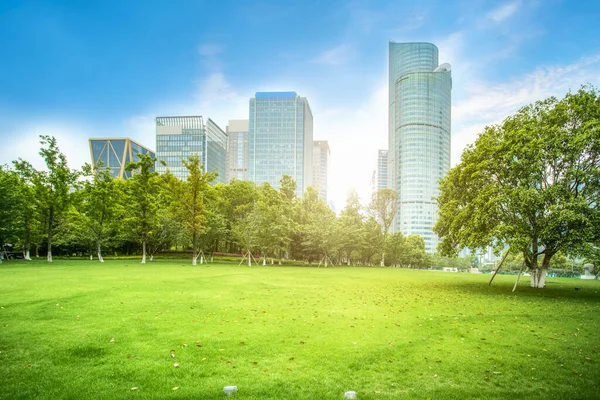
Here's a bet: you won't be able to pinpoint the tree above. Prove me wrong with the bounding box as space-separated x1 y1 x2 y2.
369 188 399 266
338 190 365 265
435 87 600 288
165 156 216 265
0 166 21 262
14 136 78 262
79 163 124 262
124 153 159 264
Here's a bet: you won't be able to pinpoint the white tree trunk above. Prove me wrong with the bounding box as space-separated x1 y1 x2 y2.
192 255 198 266
24 250 31 261
262 256 266 266
530 268 547 288
90 254 93 260
200 254 204 264
150 254 153 262
141 241 146 264
271 258 274 265
248 251 252 267
380 252 385 267
47 251 52 263
97 243 104 262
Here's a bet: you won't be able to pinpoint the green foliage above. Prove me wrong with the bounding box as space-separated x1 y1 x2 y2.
435 87 600 283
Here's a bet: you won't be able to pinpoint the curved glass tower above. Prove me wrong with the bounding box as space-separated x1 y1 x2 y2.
388 42 452 253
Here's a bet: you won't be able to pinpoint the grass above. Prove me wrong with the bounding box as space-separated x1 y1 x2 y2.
1 259 599 399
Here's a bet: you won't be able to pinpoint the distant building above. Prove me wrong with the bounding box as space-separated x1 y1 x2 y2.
89 138 155 179
155 116 228 184
227 119 249 182
312 140 330 202
388 42 452 253
377 149 388 191
249 92 313 198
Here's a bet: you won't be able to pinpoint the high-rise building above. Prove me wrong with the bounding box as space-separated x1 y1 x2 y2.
227 119 249 182
249 92 313 197
377 149 388 191
155 116 228 184
312 140 330 202
388 42 452 253
89 137 155 179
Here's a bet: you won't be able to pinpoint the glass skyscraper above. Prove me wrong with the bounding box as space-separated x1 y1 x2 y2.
388 42 452 253
249 92 313 197
227 119 249 182
89 138 155 179
377 149 388 191
155 116 228 184
312 140 330 202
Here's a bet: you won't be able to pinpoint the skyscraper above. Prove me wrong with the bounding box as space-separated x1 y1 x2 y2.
377 149 388 191
388 42 452 253
249 92 313 197
312 140 330 202
155 116 228 184
89 137 155 179
227 119 249 182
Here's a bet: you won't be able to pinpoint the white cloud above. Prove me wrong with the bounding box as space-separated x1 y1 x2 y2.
451 54 600 165
312 44 354 65
487 1 520 22
0 121 93 172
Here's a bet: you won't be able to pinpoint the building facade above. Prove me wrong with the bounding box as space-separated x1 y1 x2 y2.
388 42 452 253
312 140 330 202
227 119 249 182
249 92 313 197
155 116 228 184
377 149 388 191
89 138 155 179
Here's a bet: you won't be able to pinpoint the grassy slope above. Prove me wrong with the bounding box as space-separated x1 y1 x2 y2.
0 259 599 399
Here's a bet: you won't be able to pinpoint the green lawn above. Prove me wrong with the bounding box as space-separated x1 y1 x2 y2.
1 259 599 399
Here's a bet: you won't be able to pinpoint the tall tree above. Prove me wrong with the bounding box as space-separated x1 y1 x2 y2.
79 163 124 262
124 153 159 264
0 166 21 262
14 136 78 262
434 87 600 288
338 190 364 265
369 188 399 266
166 156 216 265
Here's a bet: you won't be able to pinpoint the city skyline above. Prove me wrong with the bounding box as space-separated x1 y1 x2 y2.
2 1 600 211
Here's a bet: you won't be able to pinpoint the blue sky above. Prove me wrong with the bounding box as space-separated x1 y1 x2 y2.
1 0 600 210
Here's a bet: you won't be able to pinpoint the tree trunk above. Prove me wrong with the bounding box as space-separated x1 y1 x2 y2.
530 268 547 288
35 245 39 258
192 254 198 266
150 254 154 261
24 228 32 260
248 251 252 267
380 251 385 267
141 240 146 264
47 208 54 263
262 256 266 266
97 242 104 262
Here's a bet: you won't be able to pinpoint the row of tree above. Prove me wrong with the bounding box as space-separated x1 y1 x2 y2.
0 137 440 268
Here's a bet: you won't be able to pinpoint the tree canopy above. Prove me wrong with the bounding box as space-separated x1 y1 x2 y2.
434 87 600 287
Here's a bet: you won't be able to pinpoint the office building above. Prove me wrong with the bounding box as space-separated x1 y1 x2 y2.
89 138 155 179
377 149 388 191
155 116 228 184
388 42 452 253
249 92 313 197
312 140 330 202
227 119 249 182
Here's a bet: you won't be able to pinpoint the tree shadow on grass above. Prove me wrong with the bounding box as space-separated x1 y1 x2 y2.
447 276 600 304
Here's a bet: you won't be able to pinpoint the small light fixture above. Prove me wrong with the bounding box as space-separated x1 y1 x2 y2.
223 386 238 396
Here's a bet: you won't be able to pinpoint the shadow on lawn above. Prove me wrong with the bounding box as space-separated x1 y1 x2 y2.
447 278 600 303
